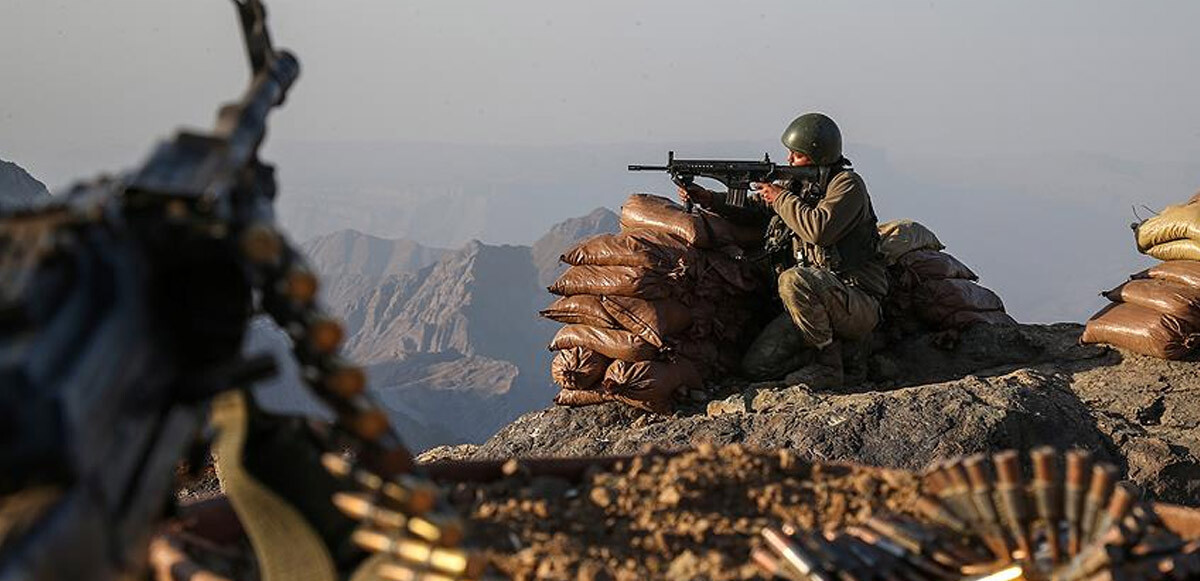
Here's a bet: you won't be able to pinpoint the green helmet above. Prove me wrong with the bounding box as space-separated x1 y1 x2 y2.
781 113 842 165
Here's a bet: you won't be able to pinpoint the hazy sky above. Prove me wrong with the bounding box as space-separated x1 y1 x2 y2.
3 0 1199 188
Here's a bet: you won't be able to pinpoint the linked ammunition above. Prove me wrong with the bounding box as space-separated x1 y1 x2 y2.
865 516 966 569
751 548 789 580
307 315 345 355
1030 446 1064 563
993 451 1034 560
333 492 464 546
240 222 284 265
1081 463 1117 544
352 528 486 578
280 265 319 305
1064 449 1092 557
762 527 834 581
375 562 458 581
321 453 438 514
1091 482 1139 542
963 454 1013 561
914 496 969 534
324 363 367 399
844 526 957 581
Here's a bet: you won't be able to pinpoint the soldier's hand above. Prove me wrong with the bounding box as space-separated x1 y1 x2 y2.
753 182 785 204
678 184 714 208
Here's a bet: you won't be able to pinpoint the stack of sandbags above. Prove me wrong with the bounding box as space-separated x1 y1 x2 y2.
1081 195 1200 359
543 194 765 414
879 220 1016 334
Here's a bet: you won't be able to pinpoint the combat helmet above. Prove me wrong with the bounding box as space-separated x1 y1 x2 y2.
781 113 842 166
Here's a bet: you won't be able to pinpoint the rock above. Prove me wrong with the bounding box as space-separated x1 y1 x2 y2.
469 323 1200 505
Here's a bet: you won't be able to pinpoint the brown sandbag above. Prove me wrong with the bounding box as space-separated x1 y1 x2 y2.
619 193 763 249
878 219 945 265
1145 239 1200 262
1081 302 1199 360
896 250 978 282
548 324 659 362
602 359 702 414
696 248 760 294
914 278 1006 327
943 310 1018 329
553 389 610 408
1103 279 1200 327
560 230 693 269
1136 202 1200 252
550 347 612 391
547 265 678 300
601 296 692 349
540 295 620 328
1133 260 1200 289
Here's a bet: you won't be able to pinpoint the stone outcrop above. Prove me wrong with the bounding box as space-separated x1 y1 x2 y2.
432 323 1200 505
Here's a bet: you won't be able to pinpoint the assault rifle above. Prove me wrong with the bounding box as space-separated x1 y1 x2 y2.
628 151 828 212
0 2 420 579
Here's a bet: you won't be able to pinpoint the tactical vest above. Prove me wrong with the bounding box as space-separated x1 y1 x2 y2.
771 165 886 296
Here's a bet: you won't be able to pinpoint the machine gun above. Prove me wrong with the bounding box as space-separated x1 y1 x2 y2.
0 2 443 579
628 151 830 212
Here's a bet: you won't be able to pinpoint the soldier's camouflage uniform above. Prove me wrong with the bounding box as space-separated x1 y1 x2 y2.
710 167 888 380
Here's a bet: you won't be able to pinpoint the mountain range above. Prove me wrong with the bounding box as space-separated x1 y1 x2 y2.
0 158 50 208
255 208 619 450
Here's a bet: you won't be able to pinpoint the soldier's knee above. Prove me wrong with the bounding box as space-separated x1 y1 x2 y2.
777 267 819 305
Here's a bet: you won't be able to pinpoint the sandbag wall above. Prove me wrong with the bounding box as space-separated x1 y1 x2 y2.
543 194 765 414
1081 194 1200 359
878 219 1016 336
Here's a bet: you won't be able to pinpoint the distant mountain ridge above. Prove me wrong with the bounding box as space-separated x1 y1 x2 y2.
0 158 50 208
255 209 620 448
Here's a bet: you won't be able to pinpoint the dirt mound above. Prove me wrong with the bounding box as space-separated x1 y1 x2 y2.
446 445 919 581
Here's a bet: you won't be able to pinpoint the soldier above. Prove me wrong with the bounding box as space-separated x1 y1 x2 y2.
678 113 887 388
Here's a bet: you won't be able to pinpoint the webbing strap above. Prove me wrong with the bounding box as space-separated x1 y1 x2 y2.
210 390 337 581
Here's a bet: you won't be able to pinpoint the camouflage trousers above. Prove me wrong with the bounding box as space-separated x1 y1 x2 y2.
741 266 880 380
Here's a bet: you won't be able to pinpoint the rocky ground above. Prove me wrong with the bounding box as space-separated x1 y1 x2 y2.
445 445 921 581
421 323 1200 505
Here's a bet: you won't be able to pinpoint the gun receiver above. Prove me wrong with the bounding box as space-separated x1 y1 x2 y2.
628 151 826 212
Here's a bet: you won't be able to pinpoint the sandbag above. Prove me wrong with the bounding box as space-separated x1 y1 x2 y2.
548 265 678 299
1136 203 1200 252
896 250 978 282
914 279 1006 326
602 359 702 414
1081 303 1199 360
696 248 760 294
1103 279 1200 327
619 194 763 249
554 389 610 407
878 219 945 265
550 347 612 391
1133 260 1200 289
548 324 659 362
1145 239 1200 262
943 310 1018 329
601 296 692 349
560 230 693 270
540 295 620 328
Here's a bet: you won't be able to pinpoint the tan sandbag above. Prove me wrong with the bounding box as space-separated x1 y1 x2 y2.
548 324 659 362
619 194 763 249
547 265 677 300
560 230 693 270
878 219 945 265
1133 260 1200 289
915 279 1006 327
1103 279 1200 326
897 250 978 282
943 310 1018 328
1189 190 1200 205
602 359 702 414
1145 239 1200 262
601 296 692 349
697 248 760 293
550 347 612 391
540 295 620 328
1136 203 1200 252
554 389 610 407
1081 302 1199 360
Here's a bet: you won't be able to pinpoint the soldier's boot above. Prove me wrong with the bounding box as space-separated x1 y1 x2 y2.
783 340 844 390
